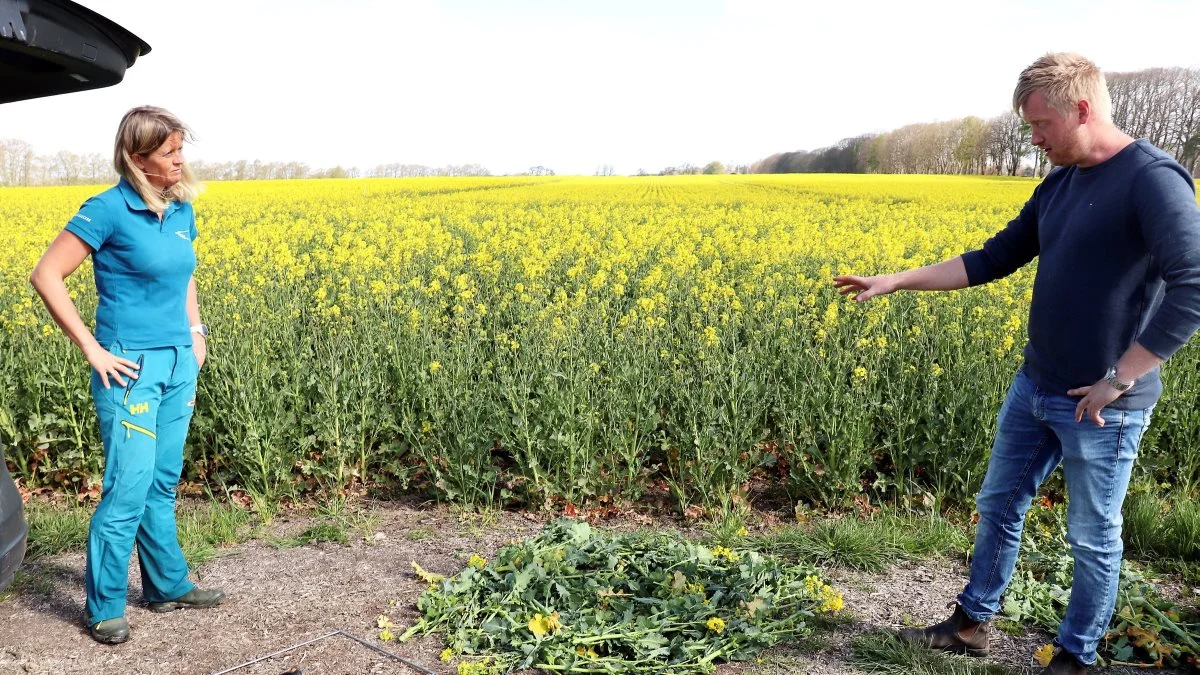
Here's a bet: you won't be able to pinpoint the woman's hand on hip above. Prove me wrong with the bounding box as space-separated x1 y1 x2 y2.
84 345 139 389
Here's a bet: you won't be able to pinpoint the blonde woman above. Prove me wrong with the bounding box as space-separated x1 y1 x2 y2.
30 106 224 644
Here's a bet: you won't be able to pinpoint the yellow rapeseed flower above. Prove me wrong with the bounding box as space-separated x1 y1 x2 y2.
1034 644 1055 667
576 645 600 659
528 611 562 637
819 586 845 613
711 546 740 562
706 617 726 633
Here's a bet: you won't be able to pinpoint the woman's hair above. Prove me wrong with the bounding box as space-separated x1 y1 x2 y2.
1013 52 1112 123
113 106 202 211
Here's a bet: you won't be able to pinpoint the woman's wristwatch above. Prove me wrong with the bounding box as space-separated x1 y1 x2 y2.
190 324 210 338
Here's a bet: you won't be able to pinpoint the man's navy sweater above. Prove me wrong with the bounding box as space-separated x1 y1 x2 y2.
962 140 1200 410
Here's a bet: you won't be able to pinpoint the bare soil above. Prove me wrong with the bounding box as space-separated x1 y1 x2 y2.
0 502 1179 675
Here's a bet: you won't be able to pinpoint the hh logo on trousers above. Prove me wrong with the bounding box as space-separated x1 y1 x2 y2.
129 401 150 415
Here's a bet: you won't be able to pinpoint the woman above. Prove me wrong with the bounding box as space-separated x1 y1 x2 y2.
30 106 224 644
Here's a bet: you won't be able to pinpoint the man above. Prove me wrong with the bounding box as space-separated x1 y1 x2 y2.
833 52 1200 674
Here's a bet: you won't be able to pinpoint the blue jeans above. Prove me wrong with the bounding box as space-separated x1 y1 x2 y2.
957 370 1151 665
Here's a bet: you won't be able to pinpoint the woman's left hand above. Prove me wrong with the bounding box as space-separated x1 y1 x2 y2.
193 334 206 370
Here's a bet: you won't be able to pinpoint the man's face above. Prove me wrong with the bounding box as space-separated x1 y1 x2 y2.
1023 89 1083 167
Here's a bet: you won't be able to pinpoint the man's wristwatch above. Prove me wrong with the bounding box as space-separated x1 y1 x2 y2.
1104 365 1133 392
190 324 210 338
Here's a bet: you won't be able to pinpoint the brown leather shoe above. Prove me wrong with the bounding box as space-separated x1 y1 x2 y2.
1040 649 1088 674
898 602 989 657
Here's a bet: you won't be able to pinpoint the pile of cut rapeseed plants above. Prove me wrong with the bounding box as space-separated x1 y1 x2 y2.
398 519 844 674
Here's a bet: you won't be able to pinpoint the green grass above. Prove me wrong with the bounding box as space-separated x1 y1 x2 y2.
406 526 435 541
701 503 752 547
343 508 381 542
23 497 255 566
0 568 55 602
1143 558 1200 587
24 495 372 562
453 505 501 537
1124 490 1200 562
882 511 972 559
990 618 1026 637
25 501 90 559
850 632 1018 675
751 510 970 571
177 499 256 566
271 521 349 549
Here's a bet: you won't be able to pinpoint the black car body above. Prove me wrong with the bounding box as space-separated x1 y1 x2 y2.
1 0 150 591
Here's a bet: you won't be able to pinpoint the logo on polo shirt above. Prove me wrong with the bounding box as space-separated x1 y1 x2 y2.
176 230 191 241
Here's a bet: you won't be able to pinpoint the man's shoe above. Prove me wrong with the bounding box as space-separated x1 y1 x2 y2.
88 616 130 644
1040 649 1088 674
147 587 225 613
898 602 990 657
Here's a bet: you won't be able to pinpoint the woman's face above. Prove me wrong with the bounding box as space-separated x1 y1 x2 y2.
135 131 185 190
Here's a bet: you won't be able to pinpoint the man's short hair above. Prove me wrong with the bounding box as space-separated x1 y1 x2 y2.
1013 53 1112 123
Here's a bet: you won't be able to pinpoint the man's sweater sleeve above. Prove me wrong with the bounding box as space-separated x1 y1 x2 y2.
962 187 1042 286
1134 161 1200 360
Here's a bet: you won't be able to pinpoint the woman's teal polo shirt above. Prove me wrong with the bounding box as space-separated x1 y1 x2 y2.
64 178 198 349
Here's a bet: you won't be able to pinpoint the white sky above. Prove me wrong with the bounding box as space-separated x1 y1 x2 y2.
2 0 1198 176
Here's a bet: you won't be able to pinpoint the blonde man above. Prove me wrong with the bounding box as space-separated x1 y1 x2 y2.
31 106 224 644
835 53 1200 674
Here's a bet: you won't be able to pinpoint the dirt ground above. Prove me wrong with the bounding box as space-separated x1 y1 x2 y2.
0 502 1179 675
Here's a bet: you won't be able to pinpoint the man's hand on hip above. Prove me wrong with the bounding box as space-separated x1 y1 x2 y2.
1068 381 1124 426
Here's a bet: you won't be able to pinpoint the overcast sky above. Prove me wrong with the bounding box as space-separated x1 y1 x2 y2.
2 0 1198 175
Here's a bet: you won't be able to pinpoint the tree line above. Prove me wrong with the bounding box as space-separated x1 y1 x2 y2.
0 145 500 186
752 66 1200 177
3 66 1195 185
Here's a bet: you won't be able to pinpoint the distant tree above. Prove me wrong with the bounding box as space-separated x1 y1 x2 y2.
955 117 990 175
1109 67 1200 170
54 150 83 184
0 138 34 185
529 166 555 176
987 112 1032 176
702 161 726 174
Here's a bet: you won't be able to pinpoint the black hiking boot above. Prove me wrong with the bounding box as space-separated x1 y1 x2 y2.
147 586 225 613
88 616 130 644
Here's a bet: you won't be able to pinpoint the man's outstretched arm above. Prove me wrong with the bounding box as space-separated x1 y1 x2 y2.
832 256 970 303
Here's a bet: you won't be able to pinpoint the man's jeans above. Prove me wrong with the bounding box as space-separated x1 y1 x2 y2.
957 370 1152 665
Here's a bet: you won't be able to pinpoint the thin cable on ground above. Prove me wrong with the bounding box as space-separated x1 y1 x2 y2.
210 630 436 675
